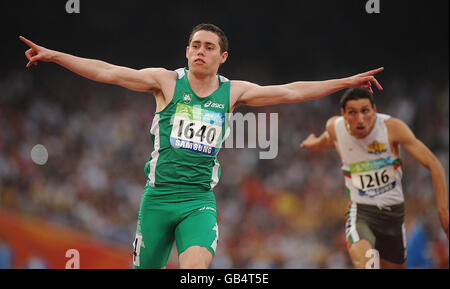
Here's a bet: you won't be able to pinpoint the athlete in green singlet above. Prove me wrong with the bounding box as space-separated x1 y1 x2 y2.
20 24 384 268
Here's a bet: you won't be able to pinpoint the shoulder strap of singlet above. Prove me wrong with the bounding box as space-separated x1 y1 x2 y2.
218 75 229 84
174 68 185 79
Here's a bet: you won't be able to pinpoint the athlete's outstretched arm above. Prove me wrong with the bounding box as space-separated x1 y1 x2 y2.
19 36 169 92
300 116 338 151
232 68 383 108
387 118 449 239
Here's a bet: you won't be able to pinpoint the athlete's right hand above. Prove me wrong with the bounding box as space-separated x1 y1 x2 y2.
300 133 320 151
19 36 54 68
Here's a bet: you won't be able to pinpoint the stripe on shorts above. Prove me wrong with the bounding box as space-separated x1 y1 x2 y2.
211 223 219 253
345 202 360 246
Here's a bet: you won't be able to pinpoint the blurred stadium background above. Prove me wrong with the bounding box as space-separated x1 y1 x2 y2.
1 0 448 268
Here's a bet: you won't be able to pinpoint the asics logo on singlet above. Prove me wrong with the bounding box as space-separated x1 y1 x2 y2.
204 100 224 109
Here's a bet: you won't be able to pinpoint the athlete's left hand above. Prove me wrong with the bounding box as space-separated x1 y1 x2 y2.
346 67 384 94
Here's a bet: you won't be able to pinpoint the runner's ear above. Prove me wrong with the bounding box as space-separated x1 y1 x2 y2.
220 51 228 64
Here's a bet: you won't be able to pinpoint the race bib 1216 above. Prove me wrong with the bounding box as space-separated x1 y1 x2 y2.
350 157 396 197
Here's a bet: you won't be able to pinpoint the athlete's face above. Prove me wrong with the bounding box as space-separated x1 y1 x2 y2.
341 98 377 138
186 30 228 75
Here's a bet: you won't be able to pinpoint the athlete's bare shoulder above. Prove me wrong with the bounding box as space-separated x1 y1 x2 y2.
229 80 253 96
326 116 340 141
384 116 404 127
141 68 177 112
326 115 341 126
229 80 254 111
127 67 176 95
145 68 177 86
384 117 410 134
229 79 278 111
385 117 415 144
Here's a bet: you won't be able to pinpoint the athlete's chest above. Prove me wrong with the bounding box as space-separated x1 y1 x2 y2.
340 130 399 163
167 93 228 155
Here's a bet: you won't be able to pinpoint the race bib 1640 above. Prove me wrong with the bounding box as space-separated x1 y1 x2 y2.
170 104 224 155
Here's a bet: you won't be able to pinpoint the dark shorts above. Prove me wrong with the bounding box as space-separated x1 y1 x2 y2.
345 202 407 264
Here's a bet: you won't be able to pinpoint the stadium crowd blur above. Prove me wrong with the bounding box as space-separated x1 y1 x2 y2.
1 64 448 268
1 0 449 269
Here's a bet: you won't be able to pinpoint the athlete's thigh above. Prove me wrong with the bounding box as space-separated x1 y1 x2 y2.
345 202 376 249
346 203 377 268
374 227 407 266
175 207 219 258
133 194 176 269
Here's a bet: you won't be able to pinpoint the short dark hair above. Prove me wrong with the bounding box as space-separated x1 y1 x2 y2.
188 23 229 53
340 88 375 111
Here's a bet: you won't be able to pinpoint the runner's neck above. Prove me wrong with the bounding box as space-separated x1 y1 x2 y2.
187 70 219 98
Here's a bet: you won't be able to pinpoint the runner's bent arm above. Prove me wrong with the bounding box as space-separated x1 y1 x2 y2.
300 116 338 151
19 36 169 92
387 118 449 239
